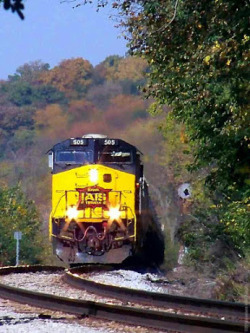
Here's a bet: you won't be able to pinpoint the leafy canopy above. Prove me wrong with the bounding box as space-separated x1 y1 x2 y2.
111 0 250 193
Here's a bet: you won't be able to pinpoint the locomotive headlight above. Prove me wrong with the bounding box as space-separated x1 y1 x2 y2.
108 207 121 221
67 206 78 220
89 169 98 183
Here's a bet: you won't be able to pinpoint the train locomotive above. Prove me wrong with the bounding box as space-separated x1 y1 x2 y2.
48 134 164 265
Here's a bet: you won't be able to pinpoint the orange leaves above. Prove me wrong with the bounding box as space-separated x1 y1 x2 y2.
38 58 93 98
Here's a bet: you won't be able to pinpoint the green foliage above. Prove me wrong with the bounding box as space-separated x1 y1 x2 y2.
93 0 250 260
0 185 46 265
92 55 123 84
178 208 233 271
157 114 194 182
220 195 250 253
1 81 67 107
119 0 250 193
5 81 34 106
33 85 67 106
178 195 250 269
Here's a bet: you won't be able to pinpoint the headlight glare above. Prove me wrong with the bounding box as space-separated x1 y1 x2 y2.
67 206 78 220
108 207 121 221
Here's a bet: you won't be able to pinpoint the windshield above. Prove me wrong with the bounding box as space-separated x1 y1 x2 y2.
55 150 93 164
98 150 132 164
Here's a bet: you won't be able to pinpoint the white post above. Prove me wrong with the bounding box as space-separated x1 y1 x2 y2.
14 231 22 266
16 238 19 266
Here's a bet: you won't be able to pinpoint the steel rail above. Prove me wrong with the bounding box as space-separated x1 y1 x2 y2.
0 266 247 333
65 265 249 318
0 265 65 275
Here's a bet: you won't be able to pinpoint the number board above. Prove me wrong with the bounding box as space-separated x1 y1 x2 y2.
70 138 88 146
101 139 118 146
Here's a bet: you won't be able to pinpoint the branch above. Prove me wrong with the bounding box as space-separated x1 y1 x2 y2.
3 0 25 19
152 0 179 34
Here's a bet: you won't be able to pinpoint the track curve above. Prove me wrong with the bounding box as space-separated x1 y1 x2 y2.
65 265 248 318
0 265 247 333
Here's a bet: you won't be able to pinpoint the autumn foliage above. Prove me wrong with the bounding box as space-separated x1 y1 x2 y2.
38 58 93 99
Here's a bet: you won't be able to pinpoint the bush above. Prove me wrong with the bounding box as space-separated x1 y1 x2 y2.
0 185 46 266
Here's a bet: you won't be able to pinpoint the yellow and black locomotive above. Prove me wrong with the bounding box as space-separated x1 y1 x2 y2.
48 134 164 264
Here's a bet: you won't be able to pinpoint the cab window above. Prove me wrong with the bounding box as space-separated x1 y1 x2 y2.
98 150 132 164
55 150 93 164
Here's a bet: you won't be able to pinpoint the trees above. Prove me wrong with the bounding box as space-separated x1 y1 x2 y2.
93 55 124 83
107 0 250 193
1 61 66 108
8 61 50 84
38 58 93 99
0 186 45 266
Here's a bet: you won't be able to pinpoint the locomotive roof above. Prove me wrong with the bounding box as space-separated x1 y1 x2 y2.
49 135 142 154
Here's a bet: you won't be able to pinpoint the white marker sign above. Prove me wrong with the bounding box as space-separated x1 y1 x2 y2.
178 183 191 199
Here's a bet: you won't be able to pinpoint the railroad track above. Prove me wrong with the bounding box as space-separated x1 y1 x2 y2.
0 265 248 333
65 265 248 318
